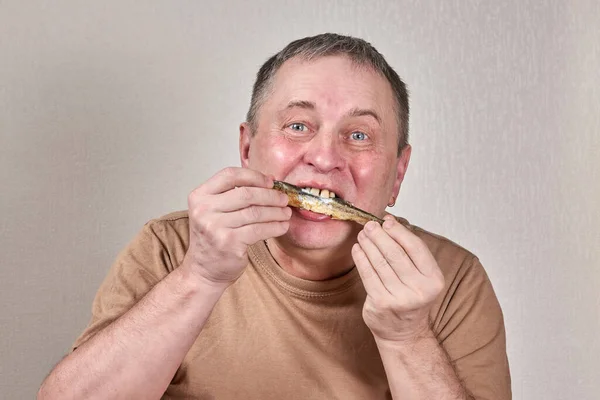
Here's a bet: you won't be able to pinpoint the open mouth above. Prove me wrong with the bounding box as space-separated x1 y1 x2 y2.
272 180 383 226
299 187 337 199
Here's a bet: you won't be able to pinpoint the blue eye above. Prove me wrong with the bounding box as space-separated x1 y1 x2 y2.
289 123 308 132
351 131 367 141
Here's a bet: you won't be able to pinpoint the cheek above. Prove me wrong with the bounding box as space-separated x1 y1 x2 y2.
353 158 375 181
270 141 292 164
352 153 388 182
249 134 303 175
351 153 397 201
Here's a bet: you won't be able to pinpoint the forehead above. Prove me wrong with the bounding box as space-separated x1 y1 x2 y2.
267 55 396 116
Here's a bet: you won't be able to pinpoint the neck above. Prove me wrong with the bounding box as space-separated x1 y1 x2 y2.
265 237 356 281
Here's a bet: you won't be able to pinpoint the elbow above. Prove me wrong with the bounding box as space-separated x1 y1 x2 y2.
38 375 70 400
38 379 59 400
37 381 51 400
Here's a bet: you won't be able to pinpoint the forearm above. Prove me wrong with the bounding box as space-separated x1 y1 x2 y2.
38 262 227 400
376 329 472 400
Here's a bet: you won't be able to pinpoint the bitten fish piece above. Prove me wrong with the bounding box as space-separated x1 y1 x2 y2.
273 180 384 226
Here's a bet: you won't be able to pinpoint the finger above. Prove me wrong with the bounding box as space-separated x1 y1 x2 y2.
357 230 405 294
381 218 438 276
235 220 290 245
200 167 273 195
223 206 292 228
215 186 288 212
352 243 387 297
362 221 422 284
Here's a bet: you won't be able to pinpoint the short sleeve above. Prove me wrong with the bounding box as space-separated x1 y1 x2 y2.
72 221 175 350
434 256 512 400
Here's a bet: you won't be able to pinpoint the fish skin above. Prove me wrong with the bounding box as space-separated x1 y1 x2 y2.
272 180 384 226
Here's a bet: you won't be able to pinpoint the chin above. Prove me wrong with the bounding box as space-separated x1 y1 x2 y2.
281 212 358 250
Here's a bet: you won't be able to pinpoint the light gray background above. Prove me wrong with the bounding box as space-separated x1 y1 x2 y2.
1 1 599 399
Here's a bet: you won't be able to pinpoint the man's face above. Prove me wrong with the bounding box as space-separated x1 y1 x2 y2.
240 55 410 250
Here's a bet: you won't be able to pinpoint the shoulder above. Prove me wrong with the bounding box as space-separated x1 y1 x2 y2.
133 210 190 270
143 210 190 237
148 209 190 225
396 216 475 261
395 216 484 279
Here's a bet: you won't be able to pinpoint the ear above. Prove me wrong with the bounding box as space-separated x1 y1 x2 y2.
389 144 412 204
239 122 252 168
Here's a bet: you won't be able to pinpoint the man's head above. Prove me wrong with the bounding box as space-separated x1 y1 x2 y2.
246 33 410 155
240 33 412 252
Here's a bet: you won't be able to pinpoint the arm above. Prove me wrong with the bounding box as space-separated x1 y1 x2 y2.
39 168 291 400
353 216 507 399
38 263 227 400
375 330 471 399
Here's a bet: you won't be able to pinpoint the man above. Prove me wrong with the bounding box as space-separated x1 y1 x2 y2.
39 33 511 399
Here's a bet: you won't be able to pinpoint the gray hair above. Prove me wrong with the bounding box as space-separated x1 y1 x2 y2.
246 33 409 154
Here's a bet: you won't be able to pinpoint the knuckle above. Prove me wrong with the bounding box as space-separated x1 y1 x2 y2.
274 221 289 235
373 259 389 271
241 206 263 223
220 167 238 186
239 207 251 222
189 207 201 222
238 187 253 202
412 238 427 253
413 289 429 305
221 167 237 178
204 218 216 232
215 229 232 247
248 206 262 221
250 222 264 238
189 201 209 220
276 192 289 205
382 248 402 264
188 189 200 205
354 247 367 262
196 217 214 235
373 297 394 312
410 243 427 260
232 245 247 259
431 274 445 293
362 267 378 280
272 221 289 236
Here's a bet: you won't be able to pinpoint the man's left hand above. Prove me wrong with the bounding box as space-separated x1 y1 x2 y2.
352 214 445 344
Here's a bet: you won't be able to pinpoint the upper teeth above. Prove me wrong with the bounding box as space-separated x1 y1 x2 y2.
303 187 336 198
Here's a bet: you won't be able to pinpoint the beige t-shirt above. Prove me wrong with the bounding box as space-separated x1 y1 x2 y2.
74 210 511 399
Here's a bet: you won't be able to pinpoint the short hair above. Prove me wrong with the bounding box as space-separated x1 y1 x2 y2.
246 33 409 154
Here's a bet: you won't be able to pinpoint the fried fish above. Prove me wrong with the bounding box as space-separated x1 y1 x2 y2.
273 180 384 225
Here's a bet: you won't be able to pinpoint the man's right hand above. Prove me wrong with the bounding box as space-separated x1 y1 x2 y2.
183 167 291 286
38 167 288 400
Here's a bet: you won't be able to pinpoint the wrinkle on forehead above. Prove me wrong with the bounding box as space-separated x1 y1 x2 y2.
274 57 393 112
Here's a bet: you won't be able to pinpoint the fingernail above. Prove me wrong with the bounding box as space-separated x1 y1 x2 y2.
365 221 376 231
383 214 395 220
383 219 394 229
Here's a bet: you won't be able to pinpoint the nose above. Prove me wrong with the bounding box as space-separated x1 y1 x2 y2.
302 130 346 173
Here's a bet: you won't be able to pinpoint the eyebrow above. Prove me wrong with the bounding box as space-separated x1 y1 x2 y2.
284 100 316 110
347 107 382 125
282 101 382 125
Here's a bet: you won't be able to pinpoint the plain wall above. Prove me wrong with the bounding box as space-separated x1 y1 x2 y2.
1 1 599 398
